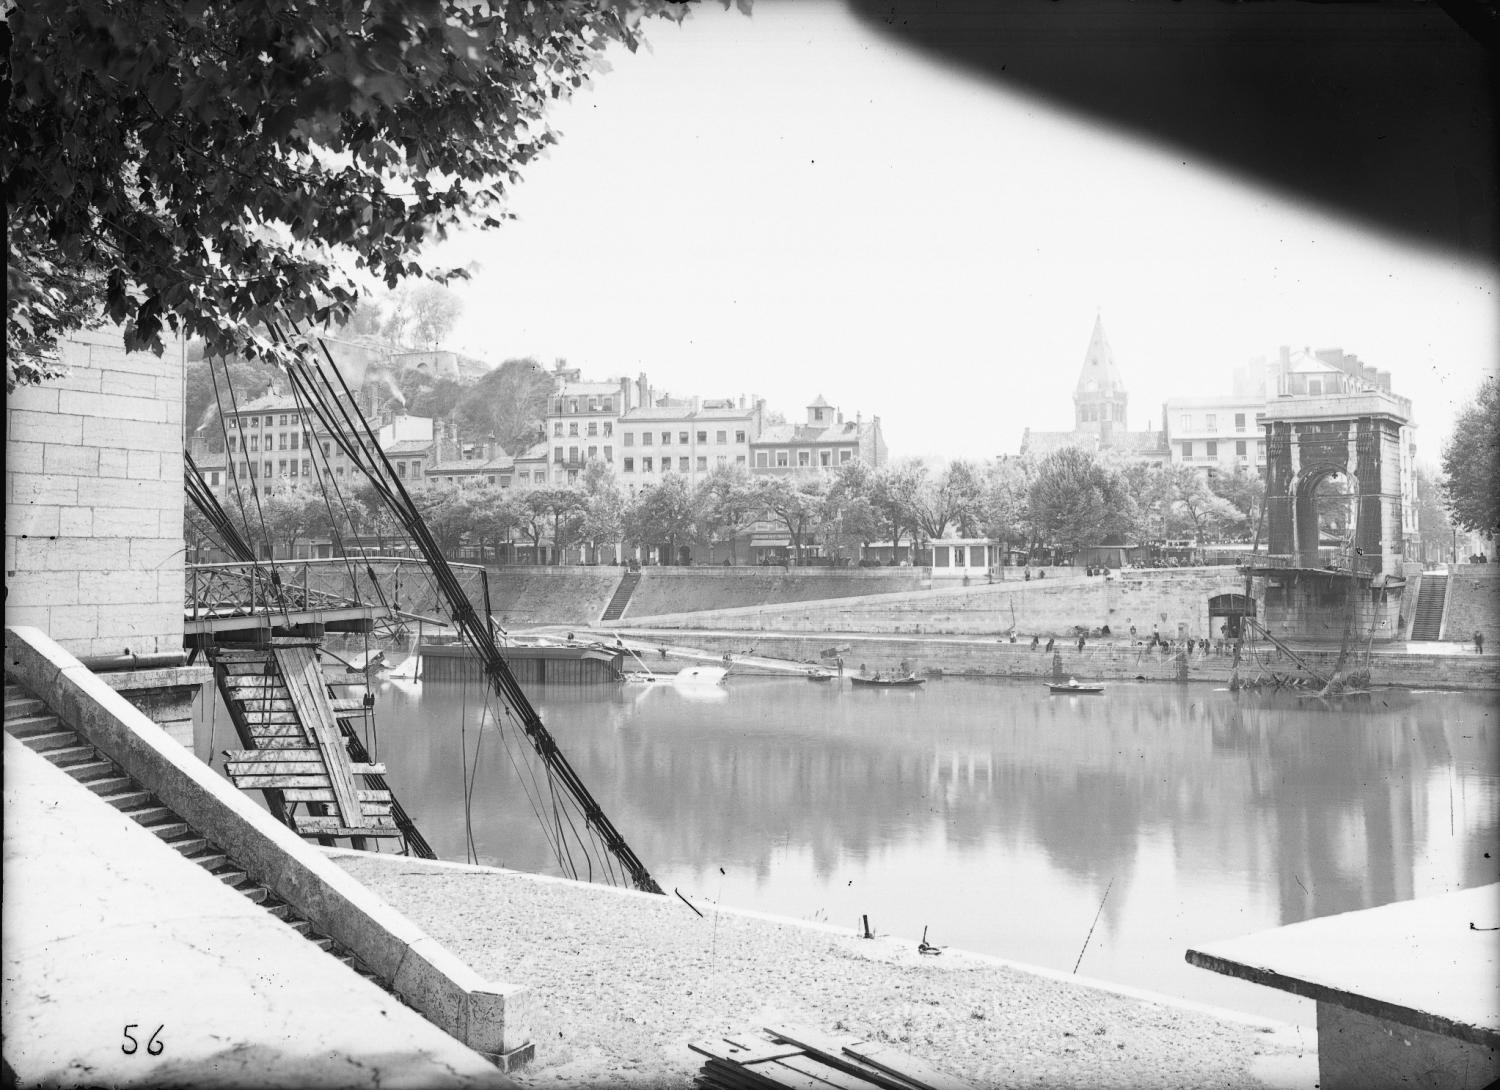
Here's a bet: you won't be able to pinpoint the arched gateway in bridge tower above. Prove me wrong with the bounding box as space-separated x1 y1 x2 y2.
1253 382 1414 641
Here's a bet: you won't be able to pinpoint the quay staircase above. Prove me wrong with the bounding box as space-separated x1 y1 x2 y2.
4 682 384 985
1409 573 1448 641
600 569 642 623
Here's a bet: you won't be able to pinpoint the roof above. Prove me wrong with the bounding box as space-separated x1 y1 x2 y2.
1074 315 1126 397
752 421 866 446
557 381 622 398
427 453 513 474
382 439 432 455
807 394 832 409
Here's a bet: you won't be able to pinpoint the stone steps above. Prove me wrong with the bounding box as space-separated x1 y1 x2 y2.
3 682 386 989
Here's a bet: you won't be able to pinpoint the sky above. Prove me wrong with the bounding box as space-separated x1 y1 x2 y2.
434 1 1497 463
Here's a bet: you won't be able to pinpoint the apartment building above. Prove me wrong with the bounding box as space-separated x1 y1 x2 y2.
1162 396 1266 475
749 396 885 476
617 394 763 492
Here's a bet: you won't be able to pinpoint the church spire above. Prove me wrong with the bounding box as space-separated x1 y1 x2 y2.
1073 315 1128 432
1074 314 1124 396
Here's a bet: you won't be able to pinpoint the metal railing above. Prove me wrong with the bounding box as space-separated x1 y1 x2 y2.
186 556 494 631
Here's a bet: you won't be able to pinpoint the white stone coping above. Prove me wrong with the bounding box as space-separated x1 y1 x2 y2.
4 625 532 1061
1187 884 1500 1048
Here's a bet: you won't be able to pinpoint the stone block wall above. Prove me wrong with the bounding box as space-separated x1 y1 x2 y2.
1443 566 1500 649
623 567 1247 640
624 565 926 619
6 326 187 658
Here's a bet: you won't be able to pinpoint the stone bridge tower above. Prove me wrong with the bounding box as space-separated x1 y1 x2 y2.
1262 389 1411 578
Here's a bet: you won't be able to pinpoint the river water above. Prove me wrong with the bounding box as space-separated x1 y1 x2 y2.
214 671 1498 1027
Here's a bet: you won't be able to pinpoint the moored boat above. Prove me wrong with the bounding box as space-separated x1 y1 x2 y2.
1048 678 1105 694
851 674 924 688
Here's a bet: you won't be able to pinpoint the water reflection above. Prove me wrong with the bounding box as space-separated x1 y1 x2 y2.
282 676 1500 1024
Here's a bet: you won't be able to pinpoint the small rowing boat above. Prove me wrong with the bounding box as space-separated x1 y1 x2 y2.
1048 678 1105 695
851 674 924 688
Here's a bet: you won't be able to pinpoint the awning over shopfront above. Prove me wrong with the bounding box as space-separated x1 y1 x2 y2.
750 534 791 547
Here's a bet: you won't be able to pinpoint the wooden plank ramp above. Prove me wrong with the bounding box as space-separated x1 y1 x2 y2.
207 641 399 843
689 1027 978 1090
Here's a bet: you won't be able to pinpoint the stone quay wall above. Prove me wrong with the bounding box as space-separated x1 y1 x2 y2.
613 629 1500 690
6 327 187 658
623 565 926 619
1442 566 1500 649
616 567 1248 641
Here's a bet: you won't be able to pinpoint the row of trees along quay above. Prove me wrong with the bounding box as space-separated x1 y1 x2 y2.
188 447 1280 567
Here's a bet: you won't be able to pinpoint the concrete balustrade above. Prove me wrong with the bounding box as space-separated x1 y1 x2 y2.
4 624 534 1067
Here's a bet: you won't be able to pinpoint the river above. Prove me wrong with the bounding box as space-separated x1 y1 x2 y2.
202 670 1498 1027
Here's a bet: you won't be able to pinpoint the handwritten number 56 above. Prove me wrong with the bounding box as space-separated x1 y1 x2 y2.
121 1025 164 1055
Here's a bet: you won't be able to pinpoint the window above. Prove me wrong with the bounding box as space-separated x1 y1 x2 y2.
1179 414 1191 431
279 414 288 426
569 446 579 463
278 433 287 449
1206 441 1218 457
322 442 332 457
717 455 727 466
642 432 653 446
819 451 832 467
814 408 825 422
249 435 259 452
588 446 598 460
302 460 310 476
290 433 299 450
623 432 634 447
1308 378 1324 396
696 456 707 471
679 432 689 445
840 449 853 464
624 456 633 472
603 422 612 437
756 452 769 468
716 430 727 444
1234 412 1246 431
680 457 690 472
587 422 598 437
776 450 789 467
229 418 238 429
736 455 747 466
697 431 708 444
278 459 288 476
210 472 221 486
588 397 598 411
263 461 273 477
735 430 746 443
554 447 564 463
249 462 258 479
335 467 344 477
228 436 237 452
569 422 579 437
797 450 810 467
1181 441 1193 459
488 476 497 487
1205 414 1217 431
554 422 563 436
264 415 273 427
1236 440 1247 457
398 461 407 477
642 457 653 472
569 398 579 413
604 446 613 462
289 461 299 478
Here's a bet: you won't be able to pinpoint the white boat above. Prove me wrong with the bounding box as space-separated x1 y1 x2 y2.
674 665 728 686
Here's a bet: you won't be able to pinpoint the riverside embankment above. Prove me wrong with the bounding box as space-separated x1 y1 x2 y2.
599 629 1500 690
329 851 1316 1090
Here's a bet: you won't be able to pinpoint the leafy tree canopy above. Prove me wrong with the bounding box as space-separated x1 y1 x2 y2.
1440 376 1500 535
6 0 700 390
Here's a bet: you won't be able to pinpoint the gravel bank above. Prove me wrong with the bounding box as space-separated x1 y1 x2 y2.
329 852 1315 1090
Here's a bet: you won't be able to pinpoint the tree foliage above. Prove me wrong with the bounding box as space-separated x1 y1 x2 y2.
1440 376 1500 535
1028 448 1134 549
455 357 554 454
6 0 695 389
